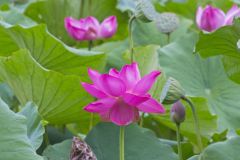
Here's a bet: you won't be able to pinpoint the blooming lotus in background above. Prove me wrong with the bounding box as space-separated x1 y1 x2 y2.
196 5 240 32
64 16 117 41
81 63 165 126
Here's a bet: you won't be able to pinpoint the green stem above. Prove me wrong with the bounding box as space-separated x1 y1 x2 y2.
89 113 94 131
119 126 125 160
80 0 84 18
182 96 203 152
128 16 136 63
167 33 171 44
176 123 183 160
88 40 94 131
44 126 50 145
88 40 93 51
88 0 92 15
140 113 145 127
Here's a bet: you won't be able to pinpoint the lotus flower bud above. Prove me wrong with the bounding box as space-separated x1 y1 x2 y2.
196 5 240 32
134 0 158 22
171 101 186 124
160 77 185 104
155 12 179 34
70 137 97 160
196 5 225 32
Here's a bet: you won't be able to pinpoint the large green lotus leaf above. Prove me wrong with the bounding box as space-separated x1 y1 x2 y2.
158 33 240 129
196 20 240 84
24 0 128 45
0 98 43 160
19 102 45 150
43 139 72 160
133 17 193 47
85 122 178 160
0 9 36 27
154 97 217 148
0 83 19 109
94 40 128 69
188 137 240 160
0 24 106 80
0 49 94 124
124 45 166 100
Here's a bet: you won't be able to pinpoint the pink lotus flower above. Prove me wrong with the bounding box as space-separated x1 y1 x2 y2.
81 63 165 126
196 5 240 32
64 16 117 41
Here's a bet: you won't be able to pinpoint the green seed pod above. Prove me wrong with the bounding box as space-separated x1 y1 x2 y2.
134 0 158 23
171 101 186 124
155 12 179 34
160 77 185 104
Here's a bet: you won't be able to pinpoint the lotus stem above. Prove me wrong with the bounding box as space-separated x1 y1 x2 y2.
182 96 203 152
88 40 94 131
128 16 136 63
119 126 125 160
176 123 183 160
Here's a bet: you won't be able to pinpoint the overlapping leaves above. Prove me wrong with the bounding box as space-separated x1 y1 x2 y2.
159 33 240 129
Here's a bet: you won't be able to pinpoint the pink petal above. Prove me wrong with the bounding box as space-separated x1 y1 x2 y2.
100 16 118 38
88 68 101 85
132 71 161 95
199 5 225 32
137 98 165 113
109 68 119 77
81 82 107 99
123 93 150 106
85 16 100 28
84 98 116 113
98 74 126 97
196 6 203 29
119 62 141 90
80 16 100 40
225 5 240 25
110 100 139 126
64 17 86 41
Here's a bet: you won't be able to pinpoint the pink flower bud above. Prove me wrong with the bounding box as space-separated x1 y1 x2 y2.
196 5 240 32
171 101 185 124
100 16 118 38
64 16 118 41
196 5 225 32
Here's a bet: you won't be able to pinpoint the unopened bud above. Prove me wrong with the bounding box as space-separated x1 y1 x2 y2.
160 77 185 104
70 137 97 160
171 101 186 124
134 0 158 22
155 12 179 34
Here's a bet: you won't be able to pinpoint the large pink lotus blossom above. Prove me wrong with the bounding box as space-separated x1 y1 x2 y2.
81 63 165 126
64 16 117 41
196 5 240 32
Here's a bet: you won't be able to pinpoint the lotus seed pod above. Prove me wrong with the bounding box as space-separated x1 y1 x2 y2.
171 101 186 124
155 12 179 34
135 0 158 22
160 77 185 104
70 137 97 160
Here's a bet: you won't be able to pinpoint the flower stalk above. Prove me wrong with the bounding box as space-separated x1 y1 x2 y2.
176 123 183 160
119 126 125 160
128 16 136 63
182 96 203 152
88 40 94 131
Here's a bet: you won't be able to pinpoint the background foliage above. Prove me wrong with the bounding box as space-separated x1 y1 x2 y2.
0 0 240 159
